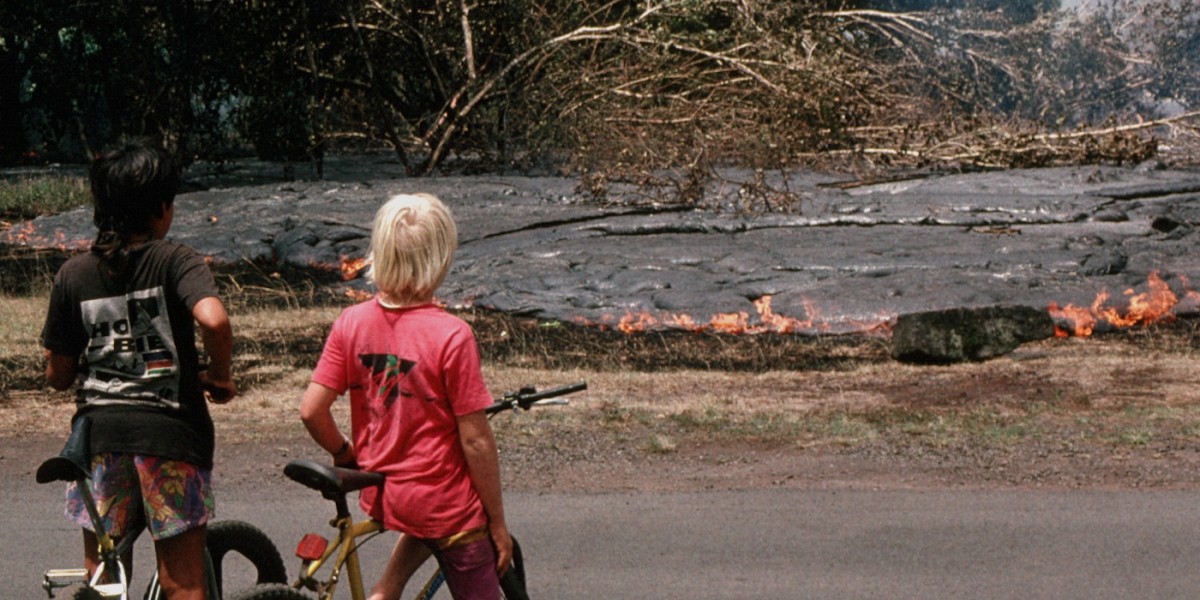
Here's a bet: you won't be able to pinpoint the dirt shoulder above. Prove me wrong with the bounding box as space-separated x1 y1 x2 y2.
7 329 1200 494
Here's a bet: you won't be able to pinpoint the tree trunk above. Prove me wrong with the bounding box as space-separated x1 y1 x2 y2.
0 51 27 164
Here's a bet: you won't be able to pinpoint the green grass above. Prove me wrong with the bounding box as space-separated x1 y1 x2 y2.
0 176 90 220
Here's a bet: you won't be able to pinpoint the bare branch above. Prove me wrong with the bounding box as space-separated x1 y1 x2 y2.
461 0 477 80
1035 111 1200 141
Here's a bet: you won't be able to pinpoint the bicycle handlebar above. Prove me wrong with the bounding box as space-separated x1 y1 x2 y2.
485 381 588 415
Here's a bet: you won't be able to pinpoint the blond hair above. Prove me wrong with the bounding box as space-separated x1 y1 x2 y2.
367 193 457 306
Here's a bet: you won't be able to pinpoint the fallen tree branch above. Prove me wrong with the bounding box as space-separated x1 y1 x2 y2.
1034 111 1200 141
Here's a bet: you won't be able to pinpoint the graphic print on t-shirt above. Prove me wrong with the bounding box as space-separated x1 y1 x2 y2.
359 353 418 408
79 286 181 408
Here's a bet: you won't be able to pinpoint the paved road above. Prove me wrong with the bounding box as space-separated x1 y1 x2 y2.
10 479 1200 599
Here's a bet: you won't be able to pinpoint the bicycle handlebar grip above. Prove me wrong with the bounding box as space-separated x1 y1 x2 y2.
485 381 588 415
204 383 232 403
520 381 587 404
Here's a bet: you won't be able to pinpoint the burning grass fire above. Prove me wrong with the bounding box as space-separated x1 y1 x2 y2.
328 260 1196 340
1 221 89 252
582 295 895 336
1048 272 1199 337
577 274 1198 339
340 255 370 281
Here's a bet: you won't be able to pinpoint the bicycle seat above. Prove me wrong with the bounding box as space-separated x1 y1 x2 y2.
284 459 384 501
36 416 93 484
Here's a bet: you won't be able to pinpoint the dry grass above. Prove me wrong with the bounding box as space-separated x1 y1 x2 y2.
0 293 50 394
7 266 1200 487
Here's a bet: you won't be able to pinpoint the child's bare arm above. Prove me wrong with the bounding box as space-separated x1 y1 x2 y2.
193 296 237 402
457 410 512 573
300 382 356 465
44 349 77 391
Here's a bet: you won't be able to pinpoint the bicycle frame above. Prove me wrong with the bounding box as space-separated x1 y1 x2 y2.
280 382 586 600
283 459 389 600
39 454 146 600
36 415 133 600
296 514 387 600
282 461 505 600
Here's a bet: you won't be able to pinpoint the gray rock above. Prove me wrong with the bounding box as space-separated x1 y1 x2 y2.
890 305 1056 364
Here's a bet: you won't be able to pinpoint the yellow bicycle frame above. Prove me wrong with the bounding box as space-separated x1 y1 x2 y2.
301 516 385 600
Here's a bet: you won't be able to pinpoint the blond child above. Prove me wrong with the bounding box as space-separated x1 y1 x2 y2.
300 193 510 600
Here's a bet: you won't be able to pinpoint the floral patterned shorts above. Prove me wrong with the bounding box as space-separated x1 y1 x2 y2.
65 453 214 541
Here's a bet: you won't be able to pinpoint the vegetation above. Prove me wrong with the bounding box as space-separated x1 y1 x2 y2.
0 176 88 221
1 1 1197 183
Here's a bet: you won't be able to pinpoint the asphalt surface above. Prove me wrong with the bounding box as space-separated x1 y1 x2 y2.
10 472 1200 599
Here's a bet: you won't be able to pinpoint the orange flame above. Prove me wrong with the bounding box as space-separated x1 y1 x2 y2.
345 288 373 302
340 256 370 281
2 222 89 252
594 295 892 335
1048 272 1182 337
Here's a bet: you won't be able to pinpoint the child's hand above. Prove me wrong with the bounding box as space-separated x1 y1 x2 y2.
332 438 358 468
490 522 513 575
200 371 237 404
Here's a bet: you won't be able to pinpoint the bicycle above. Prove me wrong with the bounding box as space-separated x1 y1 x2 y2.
228 381 588 600
37 415 289 599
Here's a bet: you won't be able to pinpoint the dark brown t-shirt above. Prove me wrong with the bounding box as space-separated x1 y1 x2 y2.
41 240 219 467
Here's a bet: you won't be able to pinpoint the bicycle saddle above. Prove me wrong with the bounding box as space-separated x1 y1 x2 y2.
36 415 93 484
284 459 384 501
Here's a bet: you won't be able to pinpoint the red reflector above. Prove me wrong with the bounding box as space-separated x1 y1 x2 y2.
296 534 328 560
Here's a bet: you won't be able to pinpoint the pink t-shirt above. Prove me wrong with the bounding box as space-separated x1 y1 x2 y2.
311 300 494 538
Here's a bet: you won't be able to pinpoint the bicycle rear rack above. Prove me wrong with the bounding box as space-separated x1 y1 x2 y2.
43 568 126 599
43 568 88 595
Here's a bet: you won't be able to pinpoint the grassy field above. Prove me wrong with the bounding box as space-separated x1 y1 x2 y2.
7 280 1200 483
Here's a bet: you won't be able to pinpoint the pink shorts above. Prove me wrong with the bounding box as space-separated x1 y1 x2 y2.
429 537 500 600
65 453 214 541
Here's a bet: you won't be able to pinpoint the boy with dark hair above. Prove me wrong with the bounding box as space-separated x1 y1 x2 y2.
42 137 236 600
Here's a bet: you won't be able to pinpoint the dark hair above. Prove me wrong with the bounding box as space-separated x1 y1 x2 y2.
90 137 181 266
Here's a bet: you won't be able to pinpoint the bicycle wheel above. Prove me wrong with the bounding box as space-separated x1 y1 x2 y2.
499 536 530 600
206 520 289 596
142 549 216 600
142 520 287 600
227 583 311 600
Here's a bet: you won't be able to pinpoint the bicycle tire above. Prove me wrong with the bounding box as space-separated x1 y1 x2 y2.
206 519 289 596
142 547 216 600
142 520 287 600
227 582 311 600
499 535 530 600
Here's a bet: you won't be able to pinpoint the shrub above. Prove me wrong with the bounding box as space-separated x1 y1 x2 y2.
0 176 89 221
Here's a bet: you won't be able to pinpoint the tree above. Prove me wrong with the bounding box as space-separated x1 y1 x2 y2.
0 5 30 162
0 0 1193 174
